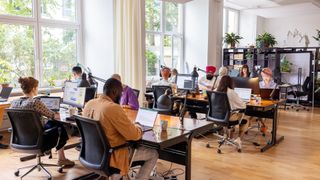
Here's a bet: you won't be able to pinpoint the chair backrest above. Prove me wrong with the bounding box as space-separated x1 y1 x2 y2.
152 85 172 109
302 76 311 92
132 89 140 98
75 115 119 176
6 109 43 153
206 91 231 125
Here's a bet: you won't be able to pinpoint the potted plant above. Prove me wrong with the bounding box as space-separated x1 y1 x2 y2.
312 29 320 45
256 32 277 48
223 32 243 48
0 59 12 87
280 55 293 73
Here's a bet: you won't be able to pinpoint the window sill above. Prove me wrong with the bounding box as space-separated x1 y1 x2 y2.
11 87 63 97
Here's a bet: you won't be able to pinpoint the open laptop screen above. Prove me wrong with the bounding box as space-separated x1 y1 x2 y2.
234 88 252 102
39 97 61 111
135 108 158 127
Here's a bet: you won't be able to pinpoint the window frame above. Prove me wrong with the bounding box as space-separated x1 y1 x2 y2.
223 7 240 35
0 0 83 87
145 1 184 79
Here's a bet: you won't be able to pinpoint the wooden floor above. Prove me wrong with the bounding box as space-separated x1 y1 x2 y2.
1 107 320 180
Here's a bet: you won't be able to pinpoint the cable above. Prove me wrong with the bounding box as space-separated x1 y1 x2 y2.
157 163 185 179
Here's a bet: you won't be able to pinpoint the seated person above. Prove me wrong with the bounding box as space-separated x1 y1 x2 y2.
111 74 139 110
239 64 250 78
259 67 276 89
213 66 228 89
153 66 172 86
72 66 83 86
83 78 158 179
78 73 90 87
11 77 75 167
199 65 216 90
169 68 178 84
215 75 248 146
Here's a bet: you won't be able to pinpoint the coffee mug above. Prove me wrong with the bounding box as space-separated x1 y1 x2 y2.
160 120 168 131
69 107 77 116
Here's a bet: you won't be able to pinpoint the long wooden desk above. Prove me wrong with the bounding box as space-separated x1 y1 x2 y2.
245 99 285 152
124 108 214 180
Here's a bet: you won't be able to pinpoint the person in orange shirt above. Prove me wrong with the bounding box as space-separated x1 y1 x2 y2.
83 78 158 179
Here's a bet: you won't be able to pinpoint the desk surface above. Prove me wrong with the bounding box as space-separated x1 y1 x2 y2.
247 99 285 108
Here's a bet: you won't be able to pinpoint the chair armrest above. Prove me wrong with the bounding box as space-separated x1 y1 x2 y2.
231 109 245 113
43 126 59 135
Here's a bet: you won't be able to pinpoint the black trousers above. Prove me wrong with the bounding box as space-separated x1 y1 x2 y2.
43 120 69 151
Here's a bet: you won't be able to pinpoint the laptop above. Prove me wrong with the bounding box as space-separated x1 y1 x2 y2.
0 87 13 102
135 108 158 132
39 96 61 112
234 88 252 102
260 88 280 100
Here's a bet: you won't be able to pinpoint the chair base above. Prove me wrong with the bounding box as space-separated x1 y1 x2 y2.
15 155 63 180
206 133 241 153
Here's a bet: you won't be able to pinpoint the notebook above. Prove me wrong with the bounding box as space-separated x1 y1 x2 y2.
234 88 252 102
0 87 13 102
135 108 158 132
39 96 61 112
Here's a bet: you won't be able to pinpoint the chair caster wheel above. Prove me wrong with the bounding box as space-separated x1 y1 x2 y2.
206 144 211 148
14 170 19 176
296 109 299 112
238 149 242 153
48 177 51 180
58 168 63 173
245 131 248 135
217 149 221 154
49 155 52 159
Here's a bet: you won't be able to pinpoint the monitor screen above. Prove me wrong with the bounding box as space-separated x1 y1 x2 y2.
234 88 252 102
176 74 194 90
63 86 86 108
64 81 78 89
39 97 61 111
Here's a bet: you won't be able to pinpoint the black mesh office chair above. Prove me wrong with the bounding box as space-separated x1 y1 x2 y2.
206 91 245 153
152 85 174 115
74 115 130 179
288 76 311 111
132 89 140 98
6 109 63 180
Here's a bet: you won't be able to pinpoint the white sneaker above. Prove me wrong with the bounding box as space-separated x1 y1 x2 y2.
234 137 242 150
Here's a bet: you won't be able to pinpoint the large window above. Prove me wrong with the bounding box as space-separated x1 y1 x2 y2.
0 0 81 88
223 8 239 36
145 0 183 80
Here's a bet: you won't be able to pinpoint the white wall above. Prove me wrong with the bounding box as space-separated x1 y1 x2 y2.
239 12 258 47
82 0 115 93
184 0 209 75
263 13 320 47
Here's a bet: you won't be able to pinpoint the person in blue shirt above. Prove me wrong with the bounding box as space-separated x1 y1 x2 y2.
72 66 82 86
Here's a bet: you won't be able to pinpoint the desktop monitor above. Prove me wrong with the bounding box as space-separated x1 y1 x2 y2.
232 77 250 88
176 74 194 90
64 81 78 89
63 86 86 108
85 87 97 102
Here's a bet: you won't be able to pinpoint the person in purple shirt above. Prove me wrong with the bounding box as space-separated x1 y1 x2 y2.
111 74 139 110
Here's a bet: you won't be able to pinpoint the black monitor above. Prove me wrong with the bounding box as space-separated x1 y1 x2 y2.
63 86 86 108
176 74 194 90
232 77 250 88
85 87 97 102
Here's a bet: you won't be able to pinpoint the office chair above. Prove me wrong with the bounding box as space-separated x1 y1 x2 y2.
287 77 311 111
132 89 140 98
152 85 174 115
6 109 63 180
205 91 245 153
74 115 131 179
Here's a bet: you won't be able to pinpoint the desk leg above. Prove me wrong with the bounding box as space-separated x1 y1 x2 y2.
260 105 284 152
185 137 192 180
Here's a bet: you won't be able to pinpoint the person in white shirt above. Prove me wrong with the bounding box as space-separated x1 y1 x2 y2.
169 68 178 84
198 65 217 90
215 75 248 146
259 67 277 89
213 66 228 89
153 66 172 86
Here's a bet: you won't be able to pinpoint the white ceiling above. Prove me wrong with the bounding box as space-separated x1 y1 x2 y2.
224 0 320 18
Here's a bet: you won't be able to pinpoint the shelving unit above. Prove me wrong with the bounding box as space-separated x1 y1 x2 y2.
223 47 320 106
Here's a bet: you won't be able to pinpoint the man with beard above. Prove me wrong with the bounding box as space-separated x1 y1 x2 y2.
83 78 158 180
198 65 217 90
